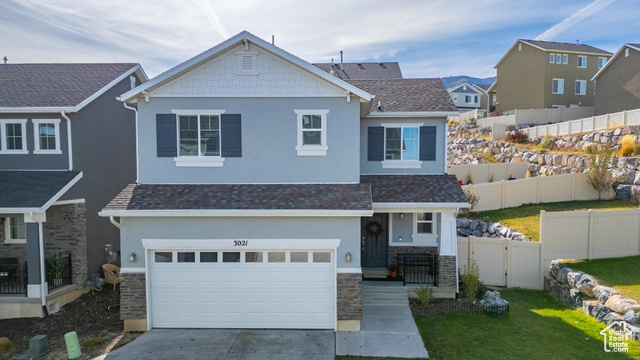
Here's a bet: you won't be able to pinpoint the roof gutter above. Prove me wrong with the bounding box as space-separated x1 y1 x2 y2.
0 107 74 113
366 111 459 118
60 111 73 171
99 209 374 218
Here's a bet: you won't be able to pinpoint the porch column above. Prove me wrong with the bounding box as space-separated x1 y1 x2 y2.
438 211 459 292
25 213 46 298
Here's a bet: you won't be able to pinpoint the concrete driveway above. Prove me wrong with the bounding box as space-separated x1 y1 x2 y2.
105 329 335 360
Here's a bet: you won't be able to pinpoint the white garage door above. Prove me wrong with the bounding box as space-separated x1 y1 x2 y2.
149 249 336 329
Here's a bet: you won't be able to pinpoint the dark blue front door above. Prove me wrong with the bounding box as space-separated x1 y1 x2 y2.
361 213 388 268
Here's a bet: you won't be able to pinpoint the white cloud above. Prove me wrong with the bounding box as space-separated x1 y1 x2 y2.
535 0 616 41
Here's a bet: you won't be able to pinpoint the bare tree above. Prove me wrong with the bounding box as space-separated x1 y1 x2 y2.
586 145 616 200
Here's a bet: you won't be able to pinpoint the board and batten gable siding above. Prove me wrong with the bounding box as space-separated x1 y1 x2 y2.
595 47 640 115
137 97 361 183
119 216 360 270
0 113 69 170
360 117 447 174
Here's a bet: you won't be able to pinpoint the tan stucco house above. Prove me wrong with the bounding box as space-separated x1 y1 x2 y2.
593 43 640 115
490 39 612 113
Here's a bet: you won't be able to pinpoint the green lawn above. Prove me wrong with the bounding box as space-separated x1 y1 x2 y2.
416 289 640 360
467 200 635 242
569 256 640 303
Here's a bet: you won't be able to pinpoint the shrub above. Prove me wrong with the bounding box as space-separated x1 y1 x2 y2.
620 135 636 156
461 259 481 303
81 337 106 348
466 174 473 185
506 131 528 144
447 119 457 126
483 153 498 163
586 145 617 200
460 190 480 216
415 285 434 307
538 136 555 150
0 338 13 354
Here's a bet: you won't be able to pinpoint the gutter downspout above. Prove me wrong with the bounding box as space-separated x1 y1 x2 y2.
61 111 73 171
122 102 139 183
109 216 121 229
28 212 48 315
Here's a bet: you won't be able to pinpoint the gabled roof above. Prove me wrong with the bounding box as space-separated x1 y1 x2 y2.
0 171 82 212
592 43 640 81
346 78 457 114
360 175 469 206
448 82 485 94
313 62 403 80
120 31 372 103
474 84 491 92
495 39 613 68
0 63 147 113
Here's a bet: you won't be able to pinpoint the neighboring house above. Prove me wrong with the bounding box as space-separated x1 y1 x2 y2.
491 39 612 112
593 43 640 115
0 63 147 318
313 61 403 80
447 82 489 111
99 31 467 333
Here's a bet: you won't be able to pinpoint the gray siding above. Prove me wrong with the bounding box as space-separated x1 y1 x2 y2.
137 97 361 184
120 216 360 269
0 113 69 170
360 117 447 174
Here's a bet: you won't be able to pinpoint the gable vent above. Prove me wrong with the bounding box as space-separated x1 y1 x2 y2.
241 55 254 71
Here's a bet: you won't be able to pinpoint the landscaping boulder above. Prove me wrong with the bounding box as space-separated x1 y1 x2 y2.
575 274 598 297
603 312 625 326
568 289 583 308
591 303 612 322
566 271 584 288
556 267 573 284
458 228 472 236
480 291 509 311
593 285 619 304
605 295 640 315
616 184 632 200
624 310 640 325
549 261 562 278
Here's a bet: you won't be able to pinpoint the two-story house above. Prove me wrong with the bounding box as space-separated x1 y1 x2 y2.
593 43 640 115
0 63 147 318
447 83 489 111
490 39 612 112
100 31 467 333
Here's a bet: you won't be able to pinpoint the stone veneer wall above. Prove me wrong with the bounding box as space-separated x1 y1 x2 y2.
120 273 147 320
438 255 457 288
387 246 437 267
337 274 362 321
0 218 27 265
43 203 88 285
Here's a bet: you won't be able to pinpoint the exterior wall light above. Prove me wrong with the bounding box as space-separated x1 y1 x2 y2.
398 236 402 242
345 252 352 263
129 253 137 263
399 213 404 219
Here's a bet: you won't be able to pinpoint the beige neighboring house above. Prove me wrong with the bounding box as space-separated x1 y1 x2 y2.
490 39 612 113
592 43 640 115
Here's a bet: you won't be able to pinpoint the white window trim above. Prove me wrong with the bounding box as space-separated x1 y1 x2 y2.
235 50 260 76
294 109 329 156
575 80 587 96
4 217 26 244
0 119 28 154
562 54 568 64
598 57 607 69
552 78 564 94
380 123 423 168
577 55 587 68
33 119 62 154
549 53 555 63
412 213 438 246
173 110 226 167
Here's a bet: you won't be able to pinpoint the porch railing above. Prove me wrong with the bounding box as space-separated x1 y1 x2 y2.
46 253 72 291
0 261 28 295
397 253 438 286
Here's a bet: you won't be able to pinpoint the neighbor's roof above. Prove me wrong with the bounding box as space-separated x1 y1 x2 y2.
592 43 640 81
474 84 491 91
101 183 373 216
0 171 82 211
0 63 146 111
521 40 612 55
360 175 469 205
313 62 403 80
347 78 458 113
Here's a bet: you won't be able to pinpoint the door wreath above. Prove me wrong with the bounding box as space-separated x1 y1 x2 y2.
365 220 385 240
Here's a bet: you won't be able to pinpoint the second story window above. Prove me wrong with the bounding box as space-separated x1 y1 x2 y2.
549 53 555 63
178 115 220 157
385 127 419 161
575 80 587 95
294 110 329 156
562 54 568 64
33 119 61 154
0 119 27 154
577 55 587 68
552 79 564 94
555 54 562 64
598 57 608 69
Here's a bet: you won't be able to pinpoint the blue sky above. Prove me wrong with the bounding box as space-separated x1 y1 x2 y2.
0 0 637 79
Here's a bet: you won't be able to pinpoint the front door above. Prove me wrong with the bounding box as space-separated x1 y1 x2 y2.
361 213 388 268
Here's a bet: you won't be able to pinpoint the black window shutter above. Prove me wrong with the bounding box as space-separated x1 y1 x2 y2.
367 126 384 161
221 114 242 157
419 126 437 161
156 114 177 157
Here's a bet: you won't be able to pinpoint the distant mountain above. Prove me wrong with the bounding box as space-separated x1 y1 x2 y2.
441 75 496 89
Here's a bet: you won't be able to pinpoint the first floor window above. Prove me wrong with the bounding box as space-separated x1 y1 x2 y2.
178 115 220 157
5 216 26 243
416 213 434 234
385 127 418 161
552 79 564 94
575 80 587 95
577 55 587 68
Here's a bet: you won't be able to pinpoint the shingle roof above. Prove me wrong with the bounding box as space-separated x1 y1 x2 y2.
521 40 612 55
0 171 81 208
346 79 457 113
360 175 468 204
474 84 491 91
627 43 640 49
313 62 403 80
104 183 373 212
0 63 138 107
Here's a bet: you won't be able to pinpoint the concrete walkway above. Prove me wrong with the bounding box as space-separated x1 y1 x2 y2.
336 281 429 359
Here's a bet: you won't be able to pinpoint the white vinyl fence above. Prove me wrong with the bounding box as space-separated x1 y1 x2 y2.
448 162 528 185
478 107 594 127
461 173 612 211
449 108 486 122
523 108 640 138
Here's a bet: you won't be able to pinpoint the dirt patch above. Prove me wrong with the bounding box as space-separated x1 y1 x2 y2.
0 287 142 359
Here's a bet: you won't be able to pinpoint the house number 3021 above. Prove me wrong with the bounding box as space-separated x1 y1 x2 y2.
233 240 248 246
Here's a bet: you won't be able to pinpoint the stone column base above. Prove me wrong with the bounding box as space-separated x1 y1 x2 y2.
120 272 147 321
438 255 457 288
337 273 362 324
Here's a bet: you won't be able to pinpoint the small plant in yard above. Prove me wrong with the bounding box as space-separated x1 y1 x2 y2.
461 259 481 303
460 190 479 216
620 134 636 156
466 173 473 185
586 144 617 200
415 285 434 307
0 337 14 354
81 337 106 348
447 119 457 126
483 152 498 163
538 135 555 150
506 130 528 144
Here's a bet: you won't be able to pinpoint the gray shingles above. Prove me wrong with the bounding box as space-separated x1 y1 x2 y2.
313 62 403 80
360 175 468 204
522 40 612 55
104 183 373 211
0 171 81 208
0 63 138 107
347 79 457 113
